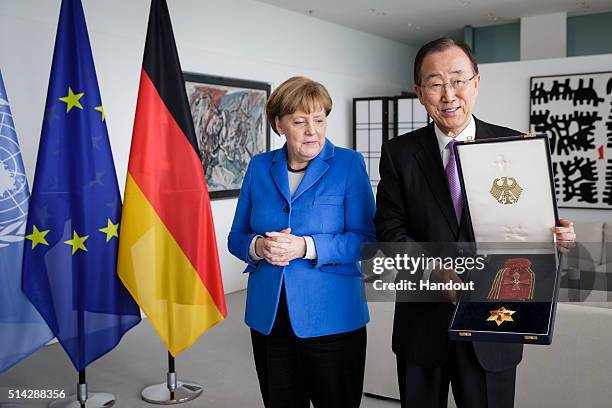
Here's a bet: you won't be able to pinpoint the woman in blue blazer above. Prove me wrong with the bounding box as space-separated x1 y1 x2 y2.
228 77 376 408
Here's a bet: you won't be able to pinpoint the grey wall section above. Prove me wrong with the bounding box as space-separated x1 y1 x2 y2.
521 12 567 60
470 11 612 63
473 22 520 64
567 11 612 57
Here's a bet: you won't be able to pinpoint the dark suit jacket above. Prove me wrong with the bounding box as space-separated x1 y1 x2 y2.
374 117 524 372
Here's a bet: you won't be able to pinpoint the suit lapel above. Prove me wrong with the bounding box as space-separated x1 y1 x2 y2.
415 124 460 238
416 118 492 239
270 147 291 205
474 117 496 141
291 140 334 203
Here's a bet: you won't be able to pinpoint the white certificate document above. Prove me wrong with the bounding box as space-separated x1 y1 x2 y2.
456 137 557 245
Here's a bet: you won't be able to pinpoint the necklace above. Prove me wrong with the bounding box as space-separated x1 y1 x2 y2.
287 163 308 173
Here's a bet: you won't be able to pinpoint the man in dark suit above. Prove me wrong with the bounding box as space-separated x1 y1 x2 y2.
374 38 576 408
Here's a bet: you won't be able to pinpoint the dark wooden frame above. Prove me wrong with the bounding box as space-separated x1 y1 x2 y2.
183 72 271 199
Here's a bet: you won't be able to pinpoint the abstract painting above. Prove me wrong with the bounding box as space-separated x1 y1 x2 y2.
184 73 270 199
529 71 612 209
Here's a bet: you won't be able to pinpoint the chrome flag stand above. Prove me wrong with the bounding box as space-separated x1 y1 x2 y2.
48 369 115 408
141 352 203 404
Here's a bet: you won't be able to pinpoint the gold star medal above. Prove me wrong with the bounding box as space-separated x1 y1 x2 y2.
487 306 516 326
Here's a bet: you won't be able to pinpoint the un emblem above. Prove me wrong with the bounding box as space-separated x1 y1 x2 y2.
490 177 523 205
0 97 29 247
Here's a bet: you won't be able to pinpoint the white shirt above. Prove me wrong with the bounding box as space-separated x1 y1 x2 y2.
287 170 305 196
434 115 476 169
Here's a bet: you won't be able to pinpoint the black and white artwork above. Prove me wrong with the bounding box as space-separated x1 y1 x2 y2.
530 71 612 209
184 73 270 199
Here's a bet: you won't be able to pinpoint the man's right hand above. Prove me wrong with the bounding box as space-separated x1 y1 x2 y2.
429 268 463 304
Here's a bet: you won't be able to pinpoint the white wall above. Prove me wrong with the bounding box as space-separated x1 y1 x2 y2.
475 53 612 224
520 12 567 61
0 0 415 294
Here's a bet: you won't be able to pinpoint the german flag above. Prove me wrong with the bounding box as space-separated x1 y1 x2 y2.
118 0 226 356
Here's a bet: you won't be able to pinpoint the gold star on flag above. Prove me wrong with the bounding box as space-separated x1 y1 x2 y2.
64 231 89 254
487 306 516 326
25 225 50 249
99 218 119 242
58 87 84 112
94 105 105 121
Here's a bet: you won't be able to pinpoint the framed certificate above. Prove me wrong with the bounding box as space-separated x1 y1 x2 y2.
448 134 562 345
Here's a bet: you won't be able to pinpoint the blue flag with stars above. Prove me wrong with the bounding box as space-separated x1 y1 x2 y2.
22 0 140 370
0 70 53 374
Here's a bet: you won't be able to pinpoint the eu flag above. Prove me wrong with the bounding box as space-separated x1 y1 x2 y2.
0 70 53 374
22 0 140 370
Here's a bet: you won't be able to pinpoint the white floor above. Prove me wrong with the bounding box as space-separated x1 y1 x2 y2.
0 290 399 407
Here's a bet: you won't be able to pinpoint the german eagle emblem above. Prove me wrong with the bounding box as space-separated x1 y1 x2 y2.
490 177 522 205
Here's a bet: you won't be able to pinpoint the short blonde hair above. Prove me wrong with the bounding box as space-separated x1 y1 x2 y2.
266 76 332 135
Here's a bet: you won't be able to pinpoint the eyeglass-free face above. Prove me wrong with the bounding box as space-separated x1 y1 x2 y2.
414 45 480 137
275 108 328 169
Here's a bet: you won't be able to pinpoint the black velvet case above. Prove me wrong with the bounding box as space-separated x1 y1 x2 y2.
448 135 561 345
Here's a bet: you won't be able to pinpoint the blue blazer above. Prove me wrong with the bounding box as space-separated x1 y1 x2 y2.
228 139 376 338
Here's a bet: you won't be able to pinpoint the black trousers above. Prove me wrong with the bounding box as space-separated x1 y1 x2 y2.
396 341 516 408
250 286 367 408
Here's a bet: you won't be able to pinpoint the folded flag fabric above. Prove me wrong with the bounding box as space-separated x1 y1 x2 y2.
118 0 227 357
22 0 140 371
0 69 54 374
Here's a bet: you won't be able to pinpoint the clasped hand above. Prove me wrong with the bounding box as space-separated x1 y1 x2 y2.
255 228 306 266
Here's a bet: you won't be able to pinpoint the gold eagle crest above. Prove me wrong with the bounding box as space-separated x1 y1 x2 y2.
490 177 522 205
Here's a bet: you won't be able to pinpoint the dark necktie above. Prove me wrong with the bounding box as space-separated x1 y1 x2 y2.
445 139 463 223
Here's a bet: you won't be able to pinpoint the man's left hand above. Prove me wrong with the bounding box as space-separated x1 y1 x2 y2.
551 218 576 254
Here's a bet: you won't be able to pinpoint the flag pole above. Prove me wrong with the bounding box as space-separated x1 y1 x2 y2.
48 308 116 408
49 296 116 407
48 369 116 408
140 351 203 404
78 369 87 408
49 256 118 408
168 351 176 401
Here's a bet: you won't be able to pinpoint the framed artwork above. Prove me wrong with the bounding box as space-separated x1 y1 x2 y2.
529 71 612 209
184 73 270 199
